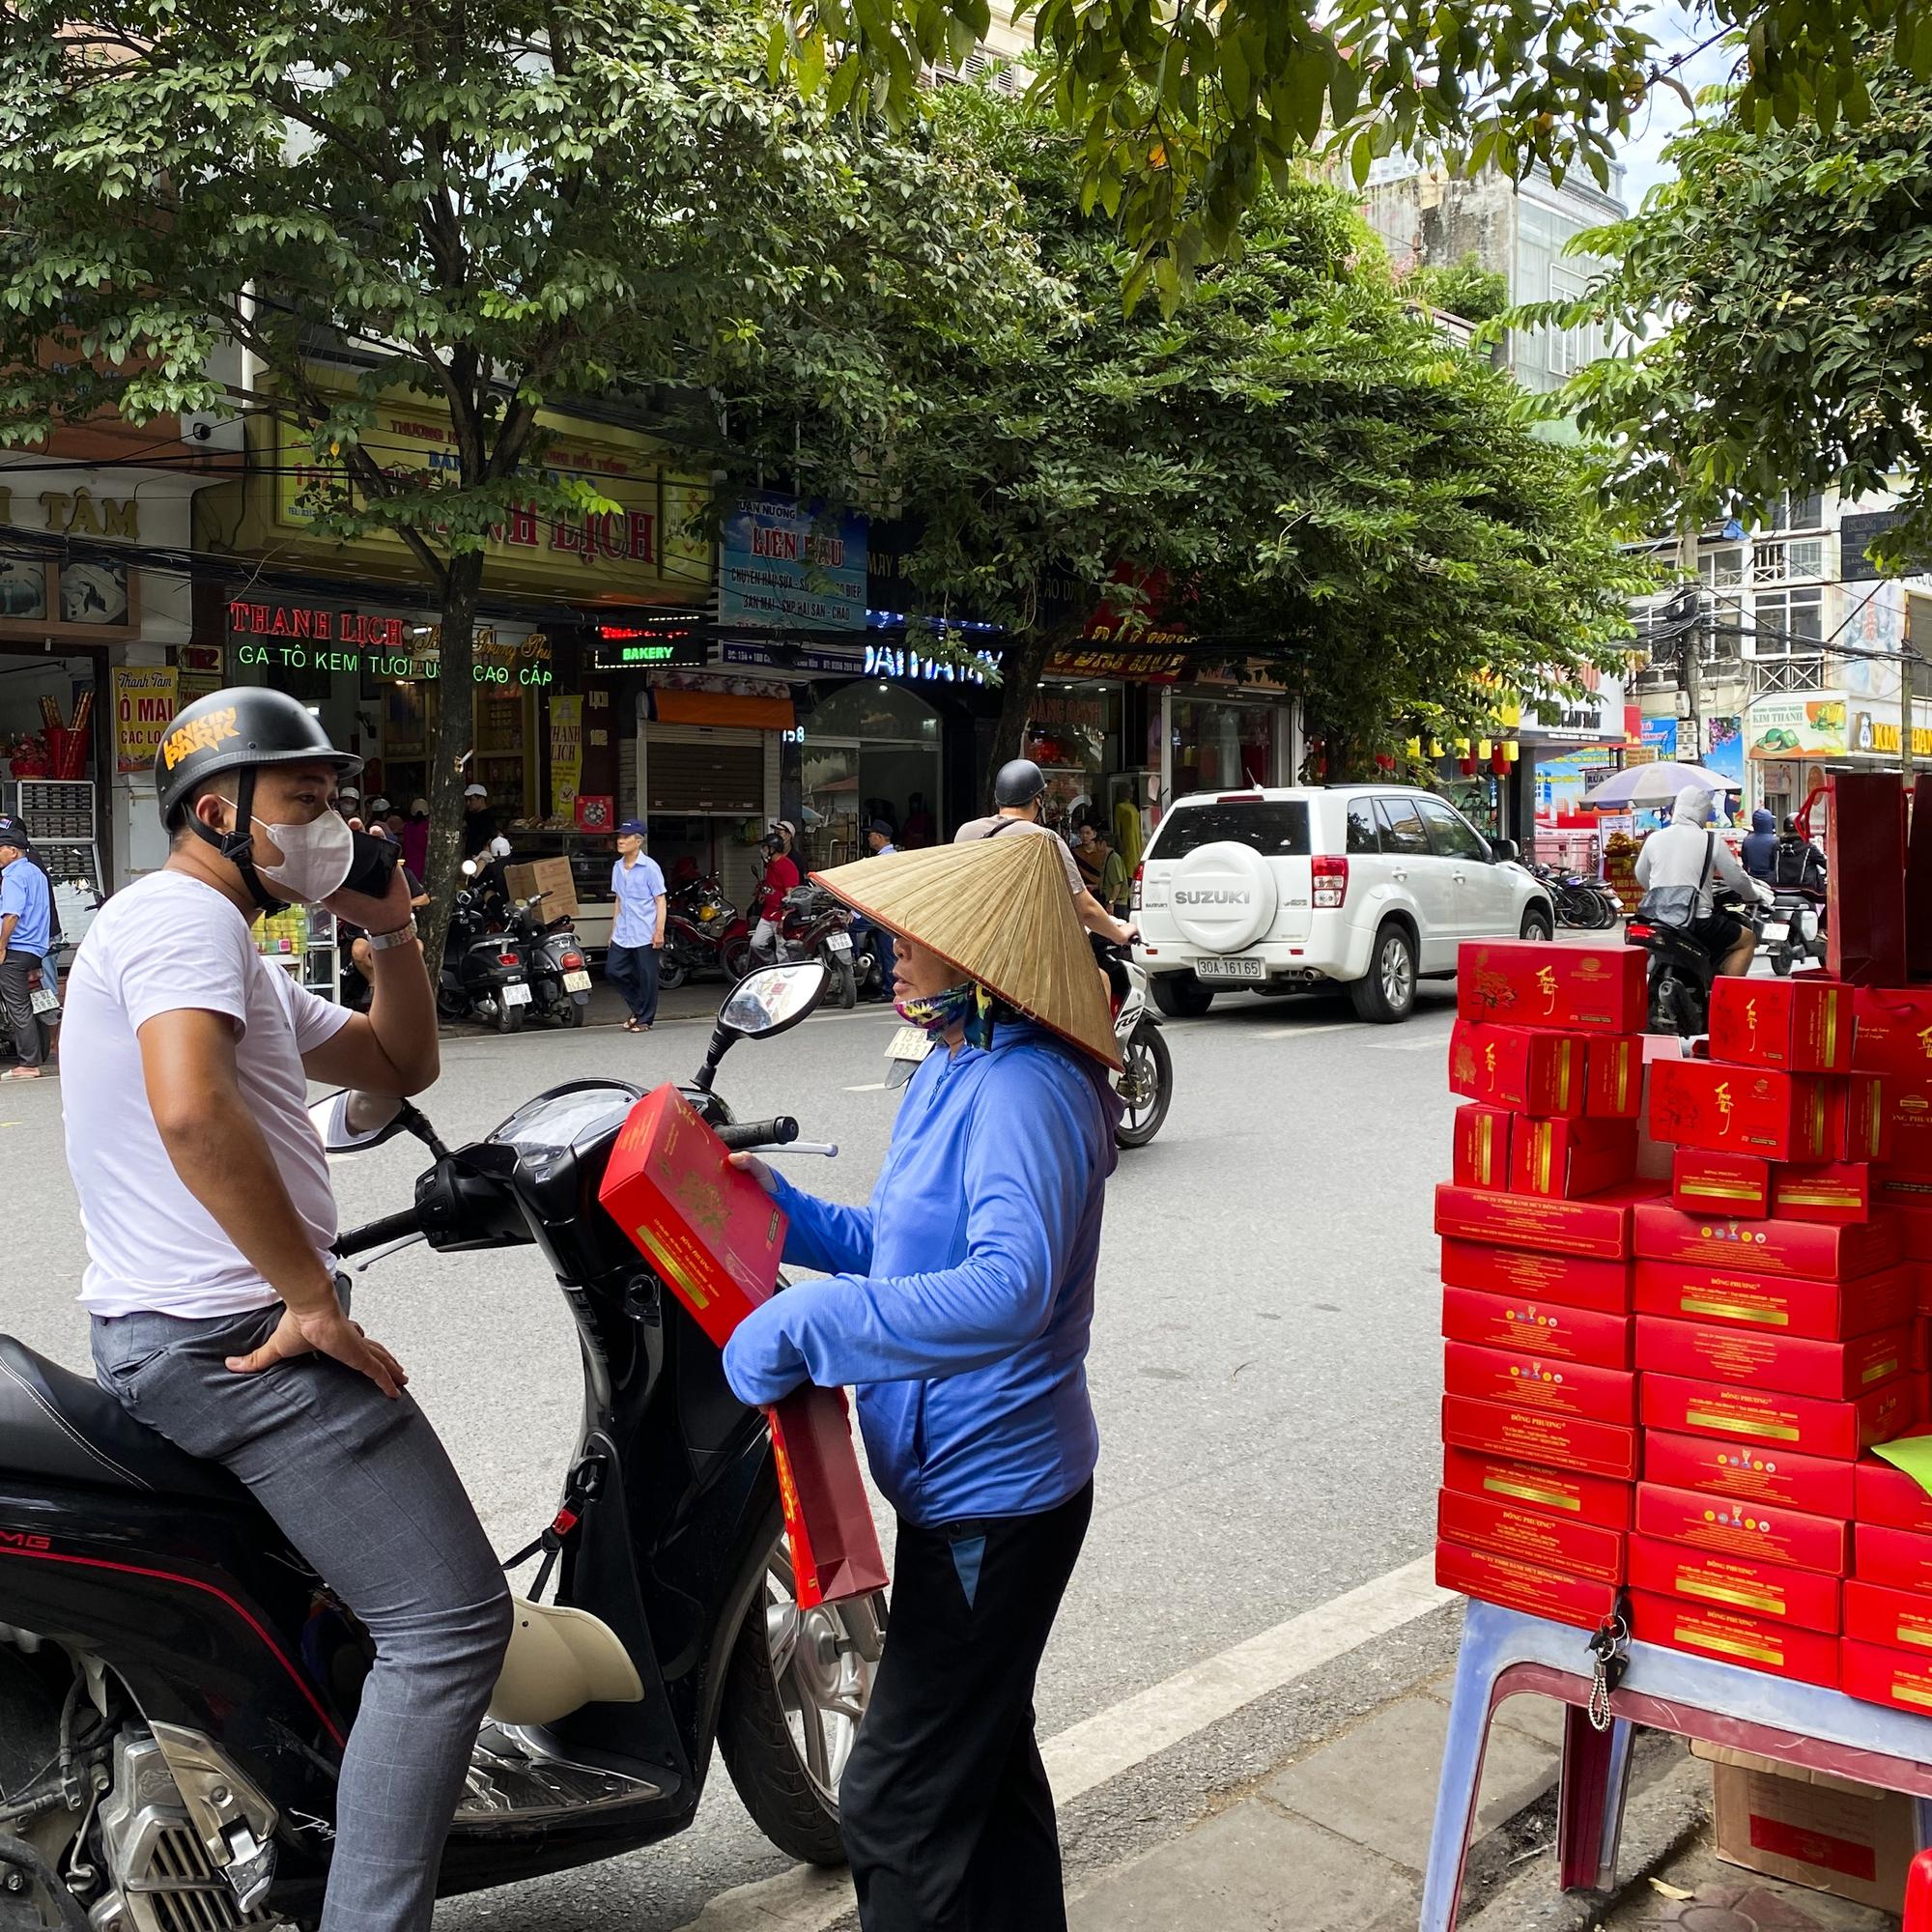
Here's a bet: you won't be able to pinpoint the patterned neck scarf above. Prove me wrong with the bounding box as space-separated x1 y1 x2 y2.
895 980 1001 1051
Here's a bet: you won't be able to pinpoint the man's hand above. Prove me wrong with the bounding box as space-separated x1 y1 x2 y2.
728 1150 778 1197
227 1302 409 1398
325 860 413 937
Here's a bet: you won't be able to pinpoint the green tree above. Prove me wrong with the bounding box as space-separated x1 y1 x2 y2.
0 0 1032 966
1405 255 1512 328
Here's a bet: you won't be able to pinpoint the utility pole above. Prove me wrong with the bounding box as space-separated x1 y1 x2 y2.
1678 519 1702 766
1903 627 1918 782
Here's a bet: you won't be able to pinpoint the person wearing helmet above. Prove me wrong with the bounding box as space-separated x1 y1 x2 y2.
461 781 497 857
63 688 509 1932
954 758 1135 947
751 826 801 964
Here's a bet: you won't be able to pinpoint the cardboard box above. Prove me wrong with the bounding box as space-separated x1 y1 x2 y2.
1629 1535 1841 1633
1855 1436 1932 1533
1634 1316 1910 1404
1437 1487 1625 1583
1443 1340 1637 1425
502 854 580 922
1641 1372 1914 1462
1440 1285 1632 1369
1830 1073 1892 1165
1455 941 1647 1034
1448 1020 1587 1116
1586 1034 1646 1121
1854 1520 1932 1595
1854 986 1932 1076
596 1083 788 1350
1511 1117 1639 1200
1649 1059 1833 1161
1435 1181 1657 1263
1441 1445 1634 1528
1441 1394 1641 1481
1709 977 1855 1074
1439 1237 1633 1316
1841 1635 1932 1713
1772 1162 1874 1226
1644 1428 1858 1519
1844 1579 1932 1656
1882 1073 1932 1174
1635 1480 1850 1576
1633 1202 1903 1283
1672 1150 1772 1219
1634 1260 1916 1344
1434 1540 1620 1631
1452 1104 1513 1190
1629 1587 1839 1685
1699 1742 1914 1912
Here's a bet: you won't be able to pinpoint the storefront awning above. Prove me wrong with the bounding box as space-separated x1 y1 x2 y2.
653 687 795 730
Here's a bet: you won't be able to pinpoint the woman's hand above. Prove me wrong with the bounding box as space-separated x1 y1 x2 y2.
729 1150 777 1197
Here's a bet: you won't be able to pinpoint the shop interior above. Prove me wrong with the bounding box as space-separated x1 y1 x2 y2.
0 643 108 929
802 682 943 866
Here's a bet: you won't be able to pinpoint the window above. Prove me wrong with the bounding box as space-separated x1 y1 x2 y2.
1416 796 1488 860
1374 796 1432 856
1752 587 1825 659
1752 538 1827 583
1346 799 1381 854
1769 493 1825 532
1148 801 1309 862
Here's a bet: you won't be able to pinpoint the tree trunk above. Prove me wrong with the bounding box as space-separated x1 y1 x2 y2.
418 555 485 987
982 626 1059 810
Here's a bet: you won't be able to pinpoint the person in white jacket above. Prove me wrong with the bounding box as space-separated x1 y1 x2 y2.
1634 784 1774 980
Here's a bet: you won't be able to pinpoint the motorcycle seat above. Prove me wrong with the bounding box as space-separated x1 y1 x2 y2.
0 1336 249 1505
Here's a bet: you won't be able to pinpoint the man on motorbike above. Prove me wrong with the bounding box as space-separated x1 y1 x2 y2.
722 832 1120 1932
955 758 1136 948
750 828 801 963
1775 815 1829 895
1634 783 1774 980
64 688 511 1932
1741 808 1779 883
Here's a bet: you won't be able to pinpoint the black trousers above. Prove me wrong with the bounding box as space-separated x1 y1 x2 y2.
605 941 660 1024
842 1481 1093 1932
0 948 45 1066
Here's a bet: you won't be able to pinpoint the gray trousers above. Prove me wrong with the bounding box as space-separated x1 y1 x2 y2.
91 1298 512 1932
0 947 45 1065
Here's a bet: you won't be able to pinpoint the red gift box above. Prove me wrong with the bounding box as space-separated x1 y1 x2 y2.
1453 1103 1513 1191
1853 1520 1932 1596
1772 1163 1874 1226
1443 1340 1636 1425
1435 1181 1656 1262
597 1083 788 1350
1448 1020 1586 1116
1841 1636 1932 1711
1633 1260 1915 1344
1442 1445 1634 1528
1440 1238 1633 1316
1456 942 1647 1033
1880 1073 1932 1174
1441 1285 1631 1369
1511 1117 1639 1201
768 1388 890 1609
1856 1437 1932 1533
1629 1536 1841 1634
1628 1587 1839 1686
1671 1150 1771 1219
1648 1059 1832 1161
1437 1487 1625 1583
1634 1316 1909 1403
1641 1372 1914 1462
1586 1035 1646 1121
1441 1394 1640 1481
1635 1480 1850 1576
1831 1074 1890 1164
1853 987 1932 1075
1633 1201 1902 1282
1644 1428 1858 1519
1709 978 1855 1074
1435 1540 1620 1631
1843 1578 1932 1655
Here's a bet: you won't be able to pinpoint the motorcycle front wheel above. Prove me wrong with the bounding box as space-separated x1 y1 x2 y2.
721 936 753 981
829 951 858 1009
659 950 689 991
495 1001 525 1035
1114 1020 1173 1149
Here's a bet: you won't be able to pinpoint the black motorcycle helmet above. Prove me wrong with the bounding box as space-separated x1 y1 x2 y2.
992 757 1047 810
155 687 362 912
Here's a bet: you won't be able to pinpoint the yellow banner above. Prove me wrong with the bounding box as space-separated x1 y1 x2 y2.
550 696 583 817
111 666 178 774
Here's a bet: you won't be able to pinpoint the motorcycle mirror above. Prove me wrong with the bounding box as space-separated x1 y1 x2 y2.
692 961 829 1093
310 1089 409 1154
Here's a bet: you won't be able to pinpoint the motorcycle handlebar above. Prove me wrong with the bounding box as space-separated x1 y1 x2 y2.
336 1206 422 1257
715 1117 800 1152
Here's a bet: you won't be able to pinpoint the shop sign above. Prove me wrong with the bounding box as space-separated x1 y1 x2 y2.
1517 669 1624 743
1048 646 1185 680
863 643 991 684
1746 692 1848 758
589 620 709 670
550 696 582 816
720 494 867 631
1640 716 1678 759
1852 710 1932 757
111 665 179 774
722 642 863 675
0 486 140 542
1704 714 1745 786
1028 691 1105 731
226 598 554 685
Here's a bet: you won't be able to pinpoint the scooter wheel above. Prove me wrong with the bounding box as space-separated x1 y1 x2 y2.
561 998 587 1027
659 952 688 991
496 1003 525 1035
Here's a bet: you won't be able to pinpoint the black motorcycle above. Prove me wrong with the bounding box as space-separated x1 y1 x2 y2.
1628 890 1766 1036
437 863 532 1033
0 961 881 1929
507 889 591 1028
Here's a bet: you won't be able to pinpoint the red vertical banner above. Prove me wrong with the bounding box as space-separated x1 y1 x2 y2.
1826 773 1908 985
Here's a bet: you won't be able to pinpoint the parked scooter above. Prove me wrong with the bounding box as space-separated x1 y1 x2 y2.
1098 941 1171 1148
438 862 532 1033
1628 890 1766 1036
758 883 858 1009
0 963 881 1929
1531 862 1622 930
508 890 592 1027
659 874 753 990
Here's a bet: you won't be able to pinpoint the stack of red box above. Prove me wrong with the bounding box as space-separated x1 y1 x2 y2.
1435 941 1652 1630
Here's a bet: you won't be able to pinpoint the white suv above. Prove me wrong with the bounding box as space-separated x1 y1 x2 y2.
1132 785 1555 1023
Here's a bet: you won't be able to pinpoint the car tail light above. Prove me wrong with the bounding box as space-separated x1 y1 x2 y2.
1312 854 1348 909
560 952 583 971
1130 864 1144 914
1217 791 1264 803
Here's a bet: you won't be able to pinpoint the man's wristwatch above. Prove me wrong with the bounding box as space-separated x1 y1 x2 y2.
363 921 419 953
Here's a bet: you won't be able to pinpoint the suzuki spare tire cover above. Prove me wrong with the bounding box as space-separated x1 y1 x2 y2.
1168 840 1276 952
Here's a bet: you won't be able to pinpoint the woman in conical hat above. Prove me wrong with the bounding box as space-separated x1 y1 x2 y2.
723 831 1121 1932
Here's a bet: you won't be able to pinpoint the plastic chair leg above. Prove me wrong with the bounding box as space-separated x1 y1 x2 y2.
1418 1610 1512 1932
1557 1707 1634 1891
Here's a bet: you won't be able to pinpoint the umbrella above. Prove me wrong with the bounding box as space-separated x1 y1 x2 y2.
1581 762 1736 808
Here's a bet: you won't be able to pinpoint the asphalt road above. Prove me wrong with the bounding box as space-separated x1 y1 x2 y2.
0 974 1464 1928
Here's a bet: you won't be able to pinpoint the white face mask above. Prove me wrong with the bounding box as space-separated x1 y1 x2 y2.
249 810 355 903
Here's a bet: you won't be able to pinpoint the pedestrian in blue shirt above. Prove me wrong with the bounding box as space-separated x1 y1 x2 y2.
724 832 1122 1932
0 815 52 1077
606 819 667 1032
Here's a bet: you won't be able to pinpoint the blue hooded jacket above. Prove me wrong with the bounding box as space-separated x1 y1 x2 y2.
1742 808 1779 882
722 1021 1120 1525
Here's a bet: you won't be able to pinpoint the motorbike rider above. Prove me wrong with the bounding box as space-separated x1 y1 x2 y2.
1634 782 1774 980
853 818 898 1002
722 831 1122 1932
750 827 801 963
1741 807 1779 883
63 688 511 1932
1775 815 1829 895
955 758 1136 947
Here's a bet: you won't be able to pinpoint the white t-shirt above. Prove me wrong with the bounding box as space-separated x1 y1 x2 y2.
61 870 353 1318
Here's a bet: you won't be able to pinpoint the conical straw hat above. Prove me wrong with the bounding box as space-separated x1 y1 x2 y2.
811 833 1121 1069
